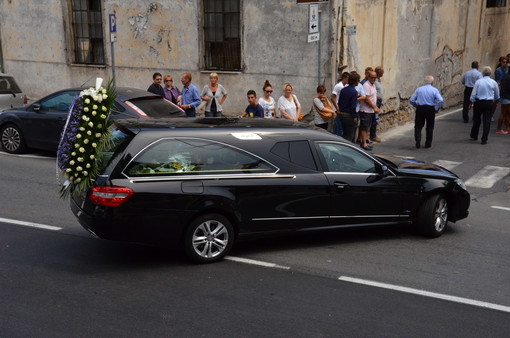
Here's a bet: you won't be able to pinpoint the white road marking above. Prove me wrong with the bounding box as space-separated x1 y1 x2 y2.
464 165 510 189
433 160 462 171
0 217 62 231
491 206 510 212
339 276 510 313
225 256 290 270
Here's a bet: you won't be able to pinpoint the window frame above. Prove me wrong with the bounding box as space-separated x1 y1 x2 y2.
202 0 242 71
122 137 279 179
316 142 380 174
69 0 106 65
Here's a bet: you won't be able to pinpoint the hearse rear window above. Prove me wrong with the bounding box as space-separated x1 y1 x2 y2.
125 138 277 176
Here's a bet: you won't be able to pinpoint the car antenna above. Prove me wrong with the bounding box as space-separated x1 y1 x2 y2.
79 77 94 87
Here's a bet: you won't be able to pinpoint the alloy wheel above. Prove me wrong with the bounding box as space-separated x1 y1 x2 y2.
192 219 229 259
1 126 22 153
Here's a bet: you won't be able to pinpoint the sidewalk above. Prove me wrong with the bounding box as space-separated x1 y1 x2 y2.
380 105 463 142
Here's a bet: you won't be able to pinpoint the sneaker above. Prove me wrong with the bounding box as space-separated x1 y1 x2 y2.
370 137 382 142
496 130 508 134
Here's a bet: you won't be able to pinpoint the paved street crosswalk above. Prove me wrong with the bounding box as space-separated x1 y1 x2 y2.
432 160 510 189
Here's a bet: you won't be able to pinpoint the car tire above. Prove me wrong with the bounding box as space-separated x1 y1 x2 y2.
417 194 448 238
1 124 27 154
184 213 234 263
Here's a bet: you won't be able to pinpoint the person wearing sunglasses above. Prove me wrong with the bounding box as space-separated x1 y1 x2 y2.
163 75 181 105
258 80 277 118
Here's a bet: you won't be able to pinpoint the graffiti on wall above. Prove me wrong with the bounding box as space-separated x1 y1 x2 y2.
434 45 463 90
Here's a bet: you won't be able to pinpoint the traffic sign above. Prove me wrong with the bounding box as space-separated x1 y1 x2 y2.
308 4 319 34
109 14 116 33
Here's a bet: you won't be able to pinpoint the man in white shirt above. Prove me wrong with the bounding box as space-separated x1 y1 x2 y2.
358 71 380 150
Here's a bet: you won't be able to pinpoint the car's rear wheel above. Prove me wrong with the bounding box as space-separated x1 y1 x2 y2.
184 213 234 263
1 124 27 154
417 194 448 237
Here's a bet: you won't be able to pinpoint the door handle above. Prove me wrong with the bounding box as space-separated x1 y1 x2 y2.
334 182 349 189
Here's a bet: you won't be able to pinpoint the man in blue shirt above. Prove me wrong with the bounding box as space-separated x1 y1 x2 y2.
460 61 482 123
337 72 361 143
410 75 444 148
179 72 201 117
469 66 500 145
242 90 264 118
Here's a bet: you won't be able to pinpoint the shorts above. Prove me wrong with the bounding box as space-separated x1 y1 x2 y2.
358 112 373 130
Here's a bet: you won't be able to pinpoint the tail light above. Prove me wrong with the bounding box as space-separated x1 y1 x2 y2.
124 101 148 117
23 95 28 105
89 186 134 207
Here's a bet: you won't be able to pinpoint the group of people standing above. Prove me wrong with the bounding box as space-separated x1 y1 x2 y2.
326 67 384 150
147 72 228 118
461 56 510 145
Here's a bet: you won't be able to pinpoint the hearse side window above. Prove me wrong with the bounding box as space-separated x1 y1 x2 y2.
270 141 317 170
125 138 277 176
318 143 377 173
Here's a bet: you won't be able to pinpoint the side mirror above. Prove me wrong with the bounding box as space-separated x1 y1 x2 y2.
32 103 41 112
378 164 390 177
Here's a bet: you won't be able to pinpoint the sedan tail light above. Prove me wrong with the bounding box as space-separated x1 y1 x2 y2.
23 95 28 105
89 186 134 207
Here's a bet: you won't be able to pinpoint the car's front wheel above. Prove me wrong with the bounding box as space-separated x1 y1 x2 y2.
417 194 448 237
184 214 234 263
1 124 27 154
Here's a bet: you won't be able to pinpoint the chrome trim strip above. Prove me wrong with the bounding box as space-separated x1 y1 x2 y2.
298 221 412 232
252 214 410 221
329 215 410 219
252 216 330 221
130 174 296 183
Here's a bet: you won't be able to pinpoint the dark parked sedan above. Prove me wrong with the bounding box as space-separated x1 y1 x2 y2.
0 87 184 153
70 118 470 263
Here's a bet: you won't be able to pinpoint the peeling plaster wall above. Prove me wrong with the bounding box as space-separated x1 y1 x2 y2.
334 0 494 130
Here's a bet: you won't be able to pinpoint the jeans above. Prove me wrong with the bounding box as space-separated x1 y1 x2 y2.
333 115 343 136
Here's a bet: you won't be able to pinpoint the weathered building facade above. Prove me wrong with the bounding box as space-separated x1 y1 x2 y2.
0 0 508 129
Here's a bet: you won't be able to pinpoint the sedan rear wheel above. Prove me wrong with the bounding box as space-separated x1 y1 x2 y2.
184 214 234 263
1 124 27 154
417 194 448 238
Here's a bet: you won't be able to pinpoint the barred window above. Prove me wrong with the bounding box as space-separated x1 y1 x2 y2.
486 0 506 7
71 0 105 64
204 0 241 71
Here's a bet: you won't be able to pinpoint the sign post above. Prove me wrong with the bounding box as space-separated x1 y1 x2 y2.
109 13 117 87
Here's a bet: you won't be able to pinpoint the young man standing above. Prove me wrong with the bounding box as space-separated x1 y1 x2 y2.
242 90 264 118
147 72 164 96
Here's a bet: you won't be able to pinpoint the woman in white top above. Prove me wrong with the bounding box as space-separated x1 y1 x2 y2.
277 83 301 121
258 80 277 118
200 72 228 117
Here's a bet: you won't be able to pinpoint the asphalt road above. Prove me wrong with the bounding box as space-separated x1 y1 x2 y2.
1 106 509 336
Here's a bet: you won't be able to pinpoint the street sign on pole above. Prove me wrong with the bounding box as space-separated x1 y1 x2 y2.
109 13 117 87
308 4 319 34
109 14 116 33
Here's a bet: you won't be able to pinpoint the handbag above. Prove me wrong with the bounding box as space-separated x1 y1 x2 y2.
315 98 334 121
